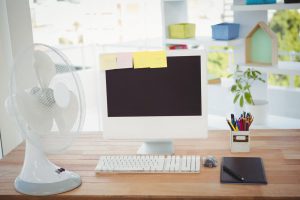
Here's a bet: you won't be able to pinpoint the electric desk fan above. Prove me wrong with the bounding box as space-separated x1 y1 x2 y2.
7 43 85 195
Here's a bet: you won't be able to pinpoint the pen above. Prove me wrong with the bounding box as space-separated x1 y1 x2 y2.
223 165 245 182
246 121 250 131
240 118 244 131
236 119 240 131
226 113 253 132
231 114 235 127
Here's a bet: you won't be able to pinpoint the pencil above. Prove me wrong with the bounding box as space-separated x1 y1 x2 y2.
226 119 237 131
226 119 234 131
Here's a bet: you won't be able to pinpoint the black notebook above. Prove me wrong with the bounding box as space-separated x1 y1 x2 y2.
220 157 267 184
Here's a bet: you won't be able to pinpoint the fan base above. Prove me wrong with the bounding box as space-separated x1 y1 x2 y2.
15 171 81 196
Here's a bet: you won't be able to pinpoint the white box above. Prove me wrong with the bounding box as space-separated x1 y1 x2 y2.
230 131 250 152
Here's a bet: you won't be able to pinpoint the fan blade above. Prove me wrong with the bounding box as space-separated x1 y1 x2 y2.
16 91 53 134
33 50 56 88
53 82 71 108
52 91 79 133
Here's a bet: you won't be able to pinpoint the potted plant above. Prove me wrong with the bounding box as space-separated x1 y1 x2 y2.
228 65 268 125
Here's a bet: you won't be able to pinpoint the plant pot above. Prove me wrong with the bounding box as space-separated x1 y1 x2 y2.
246 99 268 125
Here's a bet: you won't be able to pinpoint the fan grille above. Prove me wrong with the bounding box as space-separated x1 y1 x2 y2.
10 44 85 154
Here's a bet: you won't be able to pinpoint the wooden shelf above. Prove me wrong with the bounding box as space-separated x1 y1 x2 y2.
165 37 244 47
232 3 300 11
238 61 300 75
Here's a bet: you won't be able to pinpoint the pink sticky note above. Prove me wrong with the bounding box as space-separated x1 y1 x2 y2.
117 53 133 69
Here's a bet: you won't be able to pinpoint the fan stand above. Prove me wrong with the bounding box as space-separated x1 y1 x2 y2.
14 140 81 196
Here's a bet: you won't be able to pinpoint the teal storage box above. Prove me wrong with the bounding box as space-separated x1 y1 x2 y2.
211 23 240 40
168 23 196 39
246 0 276 4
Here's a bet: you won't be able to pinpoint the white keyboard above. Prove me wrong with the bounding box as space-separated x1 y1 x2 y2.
95 155 201 173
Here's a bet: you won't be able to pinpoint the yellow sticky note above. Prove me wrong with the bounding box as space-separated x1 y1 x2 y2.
133 51 149 69
133 51 167 69
148 51 167 68
99 54 117 70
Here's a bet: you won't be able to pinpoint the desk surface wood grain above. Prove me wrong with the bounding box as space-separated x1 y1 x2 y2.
0 129 300 200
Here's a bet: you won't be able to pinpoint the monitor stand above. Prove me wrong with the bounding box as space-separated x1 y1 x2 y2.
137 140 174 155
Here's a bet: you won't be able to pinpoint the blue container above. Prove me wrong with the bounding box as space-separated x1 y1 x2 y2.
246 0 276 4
211 23 240 40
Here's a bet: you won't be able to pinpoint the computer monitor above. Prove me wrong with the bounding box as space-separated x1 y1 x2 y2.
99 49 207 154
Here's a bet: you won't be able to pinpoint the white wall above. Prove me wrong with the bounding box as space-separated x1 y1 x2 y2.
78 69 102 131
268 87 300 119
208 84 300 119
0 0 33 157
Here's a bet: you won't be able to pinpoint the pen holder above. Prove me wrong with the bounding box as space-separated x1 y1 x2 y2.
230 131 250 152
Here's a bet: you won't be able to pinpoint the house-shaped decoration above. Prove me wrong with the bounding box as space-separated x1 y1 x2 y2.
245 21 278 66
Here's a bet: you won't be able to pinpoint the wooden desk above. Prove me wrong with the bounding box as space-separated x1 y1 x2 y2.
0 130 300 199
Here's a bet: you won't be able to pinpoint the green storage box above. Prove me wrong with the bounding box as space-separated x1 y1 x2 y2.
168 23 196 39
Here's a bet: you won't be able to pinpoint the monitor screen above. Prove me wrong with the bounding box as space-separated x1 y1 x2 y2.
105 56 202 117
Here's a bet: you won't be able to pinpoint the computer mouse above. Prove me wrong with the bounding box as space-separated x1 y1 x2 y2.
203 156 218 168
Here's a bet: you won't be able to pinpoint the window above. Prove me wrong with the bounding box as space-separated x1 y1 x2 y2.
269 10 300 88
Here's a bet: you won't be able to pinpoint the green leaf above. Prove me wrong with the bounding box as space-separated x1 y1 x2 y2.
244 92 253 104
244 83 250 90
234 94 240 104
239 96 244 108
258 78 266 83
252 71 257 79
237 82 243 90
231 85 237 92
255 70 262 75
246 70 251 79
227 74 233 78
